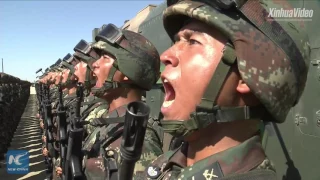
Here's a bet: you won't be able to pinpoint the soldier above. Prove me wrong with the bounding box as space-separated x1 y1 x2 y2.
81 24 163 179
41 56 79 180
54 42 109 178
0 73 31 160
37 75 46 133
72 39 109 137
51 55 81 179
40 65 62 180
0 73 16 158
140 0 310 179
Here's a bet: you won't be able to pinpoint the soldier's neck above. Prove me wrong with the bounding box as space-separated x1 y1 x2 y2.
107 88 141 112
68 87 77 95
185 120 260 166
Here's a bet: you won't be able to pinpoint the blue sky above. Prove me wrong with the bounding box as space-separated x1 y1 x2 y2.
0 0 163 82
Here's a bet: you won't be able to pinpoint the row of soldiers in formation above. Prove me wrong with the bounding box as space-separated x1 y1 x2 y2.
35 23 173 180
0 73 31 160
35 0 311 180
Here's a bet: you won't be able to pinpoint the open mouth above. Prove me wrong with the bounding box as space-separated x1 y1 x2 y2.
162 78 176 108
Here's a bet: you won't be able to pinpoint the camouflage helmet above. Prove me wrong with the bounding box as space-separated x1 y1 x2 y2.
73 39 99 89
73 40 99 71
160 0 310 137
60 54 78 87
92 23 160 90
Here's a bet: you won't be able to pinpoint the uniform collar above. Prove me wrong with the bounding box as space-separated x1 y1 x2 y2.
164 135 266 176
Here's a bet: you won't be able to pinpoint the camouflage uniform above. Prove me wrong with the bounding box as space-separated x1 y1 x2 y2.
81 97 108 136
72 41 109 136
82 24 163 179
141 136 275 179
82 104 162 179
53 91 78 176
51 55 79 179
55 47 105 179
139 0 310 179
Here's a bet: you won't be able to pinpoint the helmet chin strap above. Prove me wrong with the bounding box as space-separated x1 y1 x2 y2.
84 66 96 90
60 71 77 88
160 44 265 137
60 61 78 88
91 60 138 97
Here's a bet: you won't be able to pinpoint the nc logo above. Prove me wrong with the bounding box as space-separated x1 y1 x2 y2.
6 150 30 174
8 152 28 165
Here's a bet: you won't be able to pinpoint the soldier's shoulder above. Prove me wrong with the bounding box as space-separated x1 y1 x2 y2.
143 126 163 156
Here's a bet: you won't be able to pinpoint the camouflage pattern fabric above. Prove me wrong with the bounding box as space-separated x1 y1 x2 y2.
138 136 275 179
63 92 78 122
83 104 108 135
52 91 78 179
50 86 59 108
80 95 96 115
49 85 61 180
54 157 61 179
162 0 310 123
63 92 77 107
82 104 162 180
92 28 160 91
146 1 310 179
80 95 109 135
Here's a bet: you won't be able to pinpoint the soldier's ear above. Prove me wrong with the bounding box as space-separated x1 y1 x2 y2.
236 80 251 94
113 71 129 82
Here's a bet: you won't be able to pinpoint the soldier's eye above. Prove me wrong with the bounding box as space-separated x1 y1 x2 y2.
189 39 201 45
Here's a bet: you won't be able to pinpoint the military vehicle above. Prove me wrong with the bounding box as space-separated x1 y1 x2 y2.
263 1 320 180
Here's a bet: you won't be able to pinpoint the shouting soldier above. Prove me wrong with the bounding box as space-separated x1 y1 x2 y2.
141 0 310 179
81 24 163 180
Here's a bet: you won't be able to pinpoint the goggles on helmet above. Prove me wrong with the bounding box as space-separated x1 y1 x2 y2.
74 39 92 55
95 24 123 46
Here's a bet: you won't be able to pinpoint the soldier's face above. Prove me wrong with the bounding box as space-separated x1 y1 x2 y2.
92 54 115 88
50 73 57 84
55 72 62 85
46 73 53 84
40 77 45 83
160 20 227 121
73 63 80 83
62 69 70 83
74 62 88 83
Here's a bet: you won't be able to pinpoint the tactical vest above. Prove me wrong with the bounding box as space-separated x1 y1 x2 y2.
82 105 127 180
80 96 109 122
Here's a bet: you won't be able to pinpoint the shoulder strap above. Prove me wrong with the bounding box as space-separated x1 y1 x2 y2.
63 94 77 100
81 101 108 121
89 117 125 127
162 133 173 153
